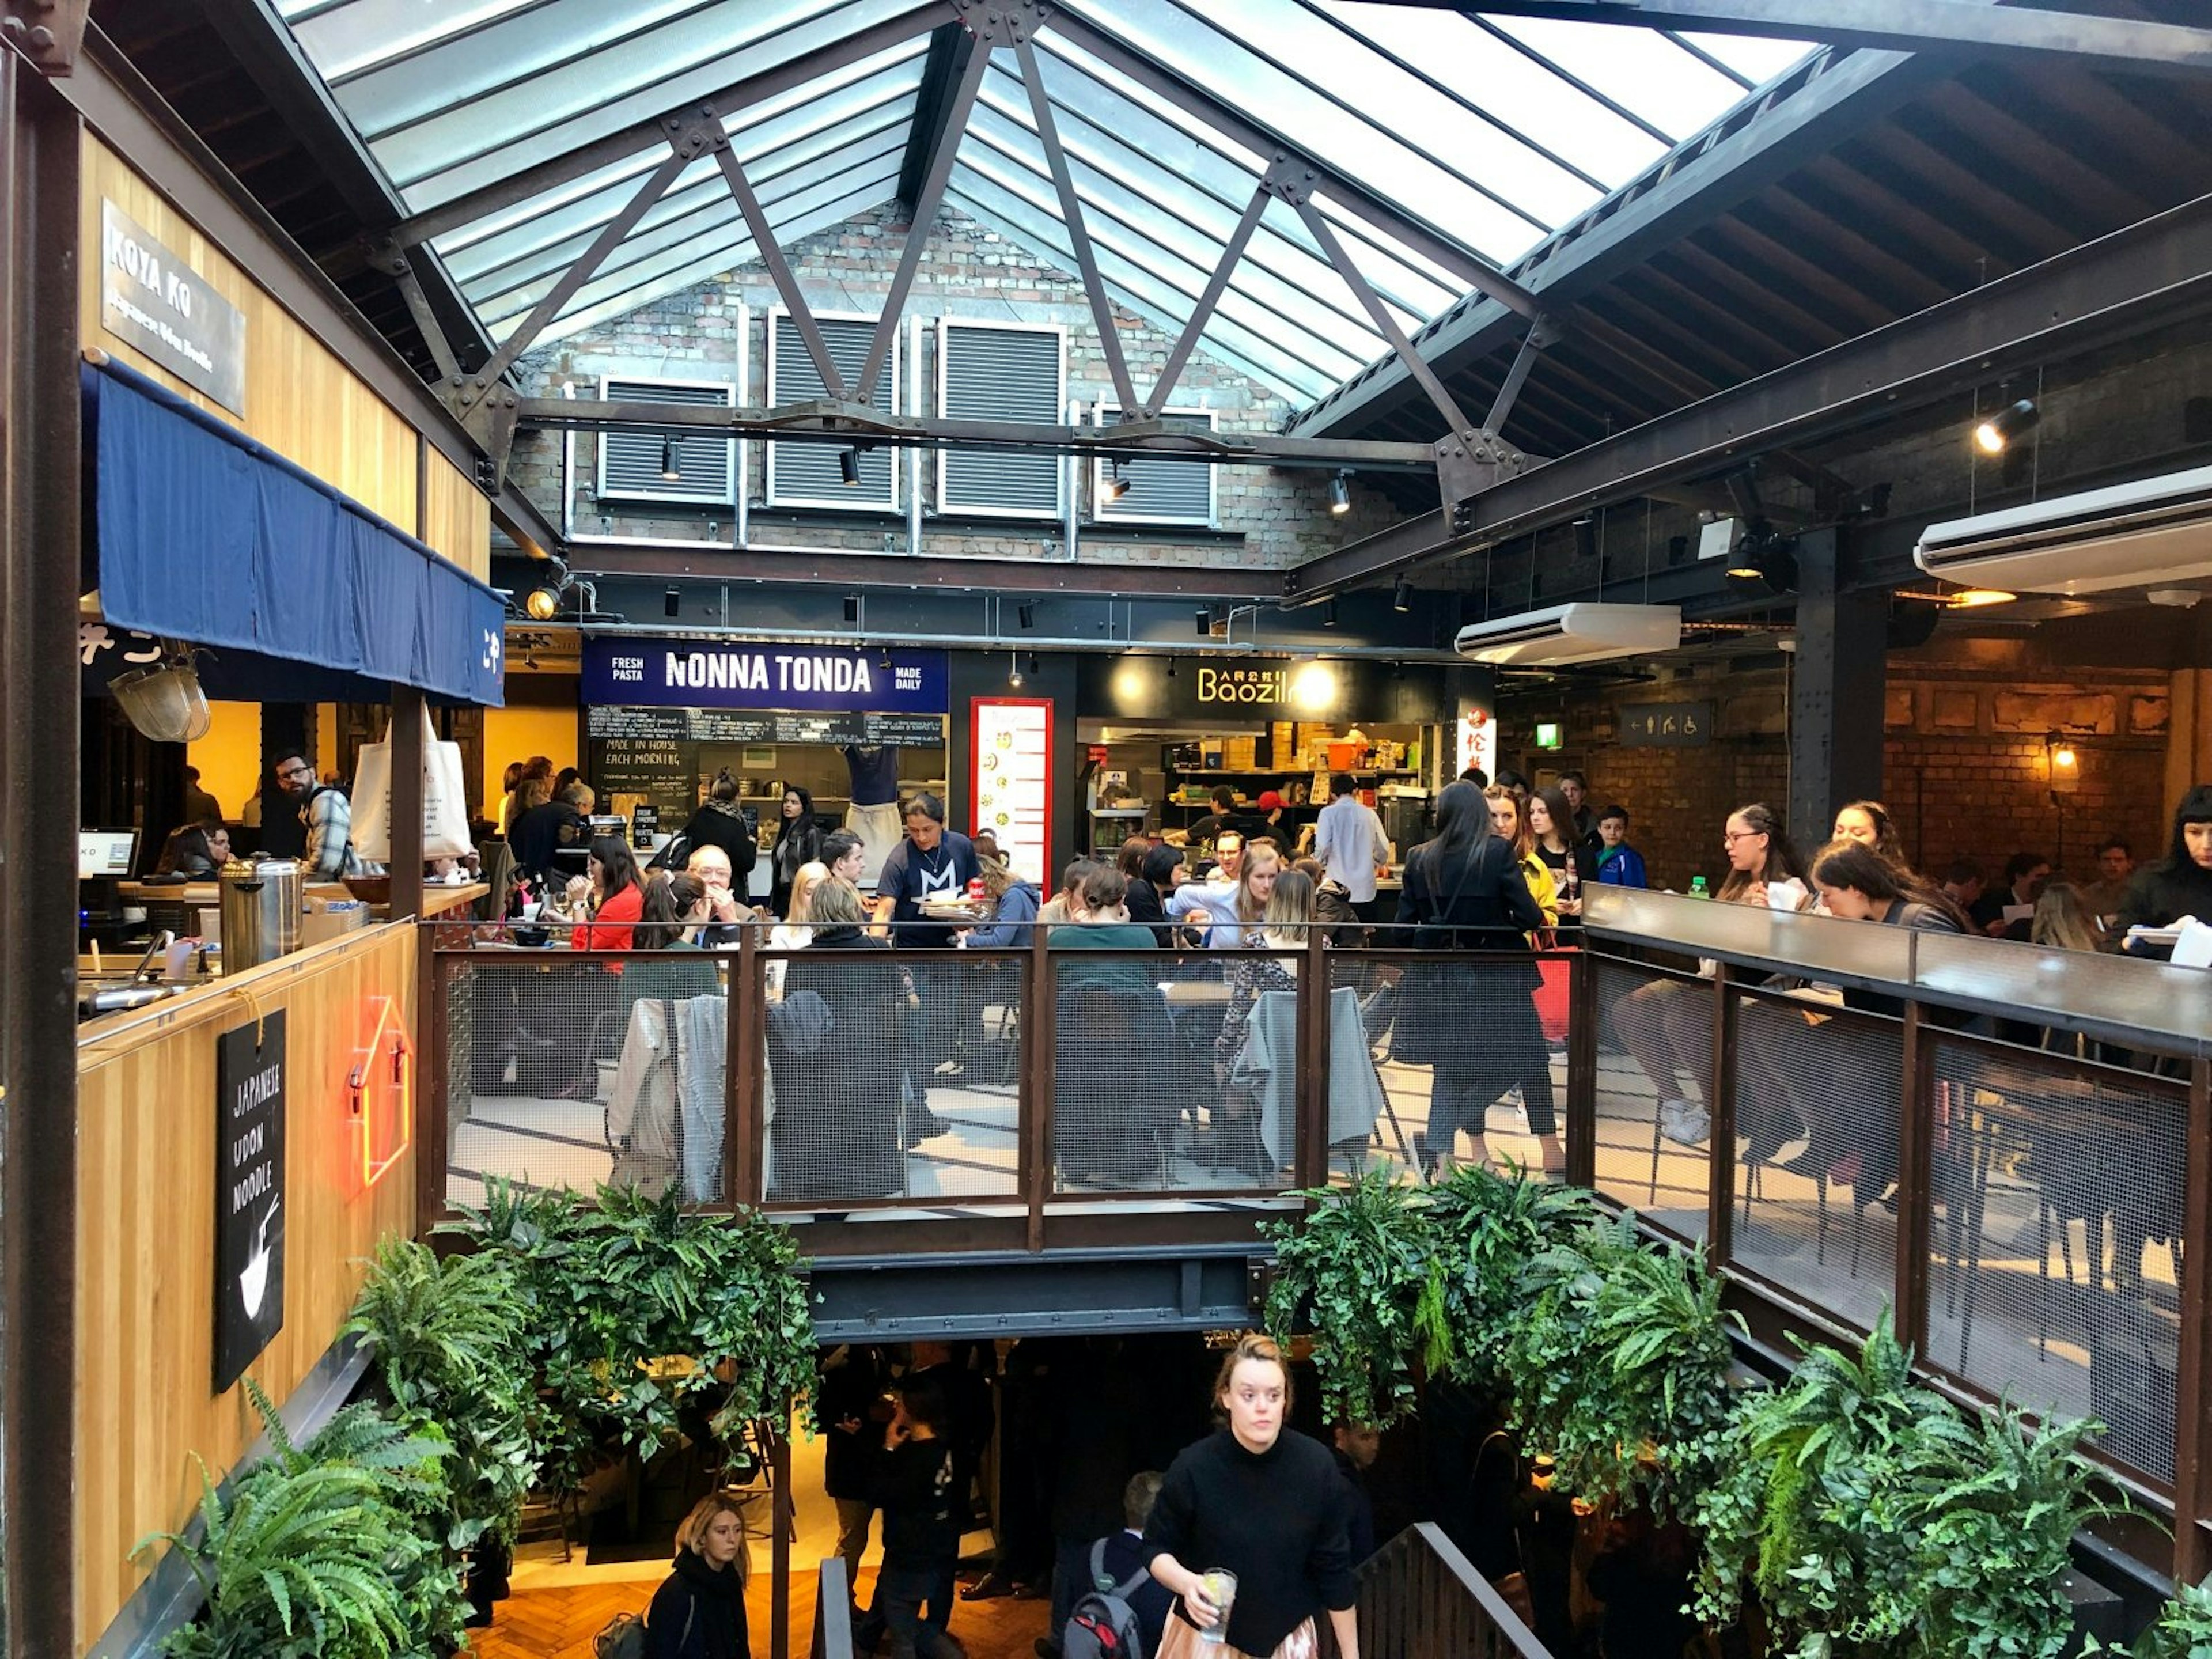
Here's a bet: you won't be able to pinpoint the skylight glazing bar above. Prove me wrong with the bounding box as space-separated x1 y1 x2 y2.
1143 179 1270 414
711 137 846 397
1463 15 1675 145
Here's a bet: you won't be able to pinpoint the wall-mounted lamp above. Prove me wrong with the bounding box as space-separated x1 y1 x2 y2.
1974 398 2040 455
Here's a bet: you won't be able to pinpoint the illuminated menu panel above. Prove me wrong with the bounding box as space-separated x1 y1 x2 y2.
971 698 1053 888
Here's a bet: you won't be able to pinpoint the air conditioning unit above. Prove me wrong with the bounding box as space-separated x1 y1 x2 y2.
1455 603 1681 667
1914 464 2212 596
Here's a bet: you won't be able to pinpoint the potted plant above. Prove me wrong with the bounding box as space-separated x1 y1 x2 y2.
1422 1163 1596 1391
1263 1169 1437 1427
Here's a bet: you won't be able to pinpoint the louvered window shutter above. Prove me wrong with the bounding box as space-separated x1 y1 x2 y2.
596 376 737 503
937 321 1064 517
1093 406 1218 527
766 311 899 510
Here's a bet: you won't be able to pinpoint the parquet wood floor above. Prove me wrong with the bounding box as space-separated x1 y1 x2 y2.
467 1567 1051 1659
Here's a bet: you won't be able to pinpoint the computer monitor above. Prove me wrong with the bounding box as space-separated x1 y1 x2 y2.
79 828 141 880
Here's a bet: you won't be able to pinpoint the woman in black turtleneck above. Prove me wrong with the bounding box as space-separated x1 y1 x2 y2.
1139 1332 1361 1659
646 1494 751 1659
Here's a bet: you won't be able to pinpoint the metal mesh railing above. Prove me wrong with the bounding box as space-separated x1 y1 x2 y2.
1730 990 1900 1331
1342 946 1570 1184
1590 955 1713 1240
1926 1031 2188 1484
442 949 728 1209
766 948 1024 1207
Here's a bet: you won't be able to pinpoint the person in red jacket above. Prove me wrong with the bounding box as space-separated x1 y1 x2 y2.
568 835 645 967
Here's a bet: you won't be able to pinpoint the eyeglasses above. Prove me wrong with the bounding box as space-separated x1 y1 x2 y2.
1722 829 1766 843
278 765 314 780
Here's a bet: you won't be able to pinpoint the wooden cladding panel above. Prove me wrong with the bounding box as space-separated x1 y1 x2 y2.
73 925 418 1652
425 446 492 581
79 138 487 574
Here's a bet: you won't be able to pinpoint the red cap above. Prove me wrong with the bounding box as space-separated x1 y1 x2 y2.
1256 790 1285 810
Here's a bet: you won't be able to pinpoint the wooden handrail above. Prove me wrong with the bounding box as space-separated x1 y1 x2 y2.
1355 1521 1554 1659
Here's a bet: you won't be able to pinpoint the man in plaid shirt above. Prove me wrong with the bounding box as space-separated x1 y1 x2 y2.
275 751 358 877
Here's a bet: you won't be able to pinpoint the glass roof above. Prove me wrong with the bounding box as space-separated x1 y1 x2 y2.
277 0 1810 400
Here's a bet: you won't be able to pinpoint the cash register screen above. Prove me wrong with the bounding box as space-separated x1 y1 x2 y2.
79 828 141 880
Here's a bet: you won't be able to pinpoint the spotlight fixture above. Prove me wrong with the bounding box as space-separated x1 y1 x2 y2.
1725 525 1798 593
1573 515 1597 562
1392 574 1411 612
843 594 861 624
524 586 561 621
1025 653 1040 676
664 586 681 618
1194 608 1213 638
1100 461 1130 505
878 646 895 671
839 446 862 487
660 435 683 482
1165 656 1177 679
1948 587 2017 608
1018 602 1036 630
1327 472 1350 516
1974 398 2039 455
1321 599 1339 628
1007 649 1024 689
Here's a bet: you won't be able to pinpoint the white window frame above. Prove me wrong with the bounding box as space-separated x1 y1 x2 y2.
934 316 1067 520
766 306 902 513
594 358 745 506
1089 401 1220 529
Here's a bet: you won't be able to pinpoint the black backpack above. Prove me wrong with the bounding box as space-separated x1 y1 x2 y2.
1063 1539 1152 1659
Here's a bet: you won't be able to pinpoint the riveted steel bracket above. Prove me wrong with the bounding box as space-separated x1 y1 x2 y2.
2 0 89 75
1437 429 1532 535
950 0 1052 47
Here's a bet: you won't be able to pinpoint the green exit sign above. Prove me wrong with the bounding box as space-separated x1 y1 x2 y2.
1535 722 1563 750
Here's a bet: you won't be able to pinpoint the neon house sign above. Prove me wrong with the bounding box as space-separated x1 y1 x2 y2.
349 995 413 1188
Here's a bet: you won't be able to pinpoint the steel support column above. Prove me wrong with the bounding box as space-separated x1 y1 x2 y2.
1785 528 1888 843
1 47 84 1658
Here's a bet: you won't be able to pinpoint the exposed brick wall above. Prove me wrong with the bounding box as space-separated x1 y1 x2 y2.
1501 650 2175 893
507 203 1396 569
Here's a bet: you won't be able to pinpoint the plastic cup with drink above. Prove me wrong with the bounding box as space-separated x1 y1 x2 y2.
1194 1569 1237 1645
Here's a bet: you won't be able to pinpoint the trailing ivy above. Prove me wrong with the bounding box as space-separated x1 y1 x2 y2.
1501 1209 1740 1514
1263 1170 1435 1427
448 1179 818 1482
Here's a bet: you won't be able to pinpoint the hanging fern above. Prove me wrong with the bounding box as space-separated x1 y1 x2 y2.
1263 1170 1435 1428
1422 1164 1595 1390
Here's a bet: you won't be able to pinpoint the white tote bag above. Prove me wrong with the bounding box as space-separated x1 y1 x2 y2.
353 704 474 862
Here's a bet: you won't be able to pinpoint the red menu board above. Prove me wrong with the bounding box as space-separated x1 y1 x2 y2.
971 698 1054 887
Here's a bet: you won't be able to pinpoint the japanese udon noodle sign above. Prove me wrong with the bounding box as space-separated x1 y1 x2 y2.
215 1012 286 1392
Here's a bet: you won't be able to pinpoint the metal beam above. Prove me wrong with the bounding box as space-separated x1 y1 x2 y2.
1418 1 2212 80
1013 34 1137 414
1284 188 2212 598
708 126 845 398
1038 10 1539 319
856 6 994 404
1144 181 1271 416
897 21 977 212
807 1245 1264 1340
1287 44 1947 439
387 2 947 250
563 540 1287 600
516 395 1439 470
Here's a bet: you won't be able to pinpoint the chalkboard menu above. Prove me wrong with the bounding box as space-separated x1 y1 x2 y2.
215 1012 286 1392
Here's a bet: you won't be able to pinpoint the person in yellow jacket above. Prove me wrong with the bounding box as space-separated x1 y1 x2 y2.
1484 786 1558 935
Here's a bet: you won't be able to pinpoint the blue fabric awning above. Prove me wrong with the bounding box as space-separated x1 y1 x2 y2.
85 357 506 707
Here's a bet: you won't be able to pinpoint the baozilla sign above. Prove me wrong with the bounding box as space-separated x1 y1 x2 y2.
582 637 949 714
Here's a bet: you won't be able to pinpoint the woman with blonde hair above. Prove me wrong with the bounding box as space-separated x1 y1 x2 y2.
766 860 830 999
1484 786 1558 933
1139 1333 1358 1659
2031 880 2104 954
644 1492 750 1658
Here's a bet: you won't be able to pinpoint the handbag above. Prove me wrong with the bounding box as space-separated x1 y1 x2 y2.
1533 934 1575 1046
353 703 474 862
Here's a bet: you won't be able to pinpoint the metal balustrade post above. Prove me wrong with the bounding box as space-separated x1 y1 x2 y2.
1892 1000 1933 1352
2173 1054 2212 1584
1565 949 1599 1189
770 1424 793 1659
1023 922 1052 1251
730 927 760 1207
1296 926 1331 1187
1705 973 1738 1265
